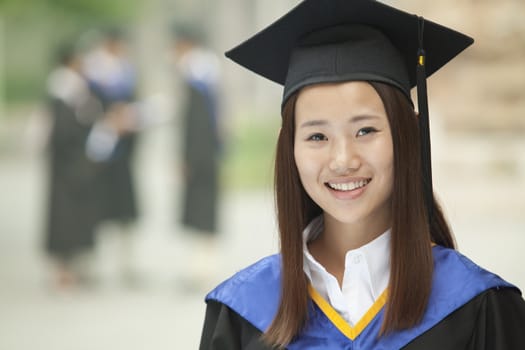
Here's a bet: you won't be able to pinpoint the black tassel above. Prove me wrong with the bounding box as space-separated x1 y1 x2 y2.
417 16 434 224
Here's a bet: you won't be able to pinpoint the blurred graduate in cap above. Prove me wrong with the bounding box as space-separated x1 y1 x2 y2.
171 23 223 288
44 43 103 288
200 0 525 349
171 23 222 241
82 28 141 284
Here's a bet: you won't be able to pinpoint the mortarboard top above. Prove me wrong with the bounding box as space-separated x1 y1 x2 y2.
225 0 473 107
225 0 474 226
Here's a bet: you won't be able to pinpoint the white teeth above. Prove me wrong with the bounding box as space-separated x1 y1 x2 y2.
328 179 370 191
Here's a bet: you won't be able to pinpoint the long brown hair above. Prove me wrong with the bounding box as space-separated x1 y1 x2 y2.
265 81 455 347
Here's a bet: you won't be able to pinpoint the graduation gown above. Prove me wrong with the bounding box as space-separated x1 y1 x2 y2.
180 78 220 234
200 246 525 349
86 55 138 225
92 133 138 223
45 97 100 258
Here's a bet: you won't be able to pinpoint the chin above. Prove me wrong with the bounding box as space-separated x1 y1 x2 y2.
324 210 363 225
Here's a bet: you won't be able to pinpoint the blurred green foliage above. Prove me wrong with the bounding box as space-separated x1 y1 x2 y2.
221 115 281 190
0 0 143 107
1 0 141 20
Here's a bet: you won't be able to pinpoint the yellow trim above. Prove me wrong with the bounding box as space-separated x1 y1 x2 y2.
308 285 388 341
418 55 425 66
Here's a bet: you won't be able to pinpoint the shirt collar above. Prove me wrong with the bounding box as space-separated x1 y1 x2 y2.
302 216 325 282
302 215 391 298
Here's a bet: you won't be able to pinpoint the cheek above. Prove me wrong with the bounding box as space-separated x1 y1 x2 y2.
294 149 318 185
294 149 308 179
382 146 394 172
380 135 394 166
381 147 395 192
372 137 394 185
385 162 394 193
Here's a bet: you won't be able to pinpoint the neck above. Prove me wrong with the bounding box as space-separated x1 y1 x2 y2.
308 210 391 286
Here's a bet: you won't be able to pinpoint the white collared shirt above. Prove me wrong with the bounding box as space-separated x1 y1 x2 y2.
302 216 391 326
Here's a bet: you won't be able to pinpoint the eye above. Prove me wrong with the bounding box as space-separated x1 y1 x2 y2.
356 127 378 137
307 133 327 142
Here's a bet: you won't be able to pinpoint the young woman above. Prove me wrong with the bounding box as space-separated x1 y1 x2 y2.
199 0 525 349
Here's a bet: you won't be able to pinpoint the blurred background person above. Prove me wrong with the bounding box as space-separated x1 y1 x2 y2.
83 28 142 285
44 42 104 289
171 24 224 290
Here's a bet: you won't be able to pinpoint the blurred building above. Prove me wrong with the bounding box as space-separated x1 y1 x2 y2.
395 0 525 133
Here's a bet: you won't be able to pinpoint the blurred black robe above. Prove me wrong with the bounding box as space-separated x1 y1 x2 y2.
180 78 220 234
45 97 100 258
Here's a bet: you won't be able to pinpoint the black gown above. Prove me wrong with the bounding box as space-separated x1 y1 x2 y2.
180 76 220 234
199 248 525 350
45 96 100 259
85 55 138 226
201 287 525 349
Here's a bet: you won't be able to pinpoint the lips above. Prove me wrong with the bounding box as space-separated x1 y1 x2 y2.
326 178 371 192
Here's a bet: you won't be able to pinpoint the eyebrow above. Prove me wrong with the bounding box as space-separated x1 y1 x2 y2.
298 114 381 128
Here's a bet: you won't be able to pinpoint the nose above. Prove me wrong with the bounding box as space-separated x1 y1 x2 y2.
328 139 360 174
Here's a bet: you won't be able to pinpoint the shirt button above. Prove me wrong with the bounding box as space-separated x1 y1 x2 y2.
353 255 362 264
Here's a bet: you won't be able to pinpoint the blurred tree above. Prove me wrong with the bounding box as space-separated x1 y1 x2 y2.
0 0 144 107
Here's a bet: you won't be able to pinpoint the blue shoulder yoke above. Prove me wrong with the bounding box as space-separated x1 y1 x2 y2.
206 254 282 333
206 246 517 349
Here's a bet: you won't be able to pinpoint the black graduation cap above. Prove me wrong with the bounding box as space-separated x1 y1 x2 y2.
225 0 473 225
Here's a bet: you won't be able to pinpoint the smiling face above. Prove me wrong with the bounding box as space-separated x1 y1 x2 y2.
294 81 394 232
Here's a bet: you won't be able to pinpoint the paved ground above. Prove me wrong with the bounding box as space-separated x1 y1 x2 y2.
0 119 524 350
0 122 279 350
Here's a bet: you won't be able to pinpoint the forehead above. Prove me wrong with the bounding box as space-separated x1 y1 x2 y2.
295 81 386 118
